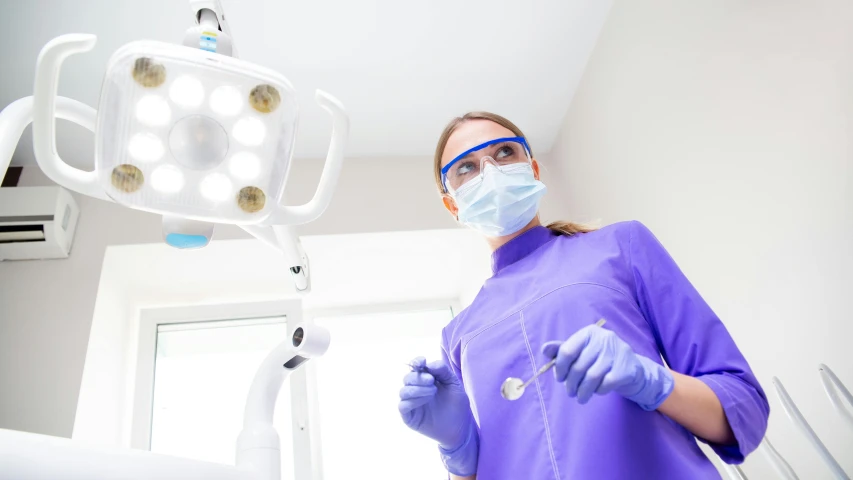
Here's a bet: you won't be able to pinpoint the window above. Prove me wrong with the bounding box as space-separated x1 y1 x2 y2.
135 301 458 480
149 317 295 479
312 308 454 479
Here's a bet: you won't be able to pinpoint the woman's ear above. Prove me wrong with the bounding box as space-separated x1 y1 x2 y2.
532 158 541 181
442 193 459 220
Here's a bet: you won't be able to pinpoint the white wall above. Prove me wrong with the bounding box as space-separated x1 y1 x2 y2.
0 153 569 438
546 1 853 478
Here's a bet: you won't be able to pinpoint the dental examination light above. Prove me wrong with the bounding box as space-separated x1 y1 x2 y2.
0 0 350 292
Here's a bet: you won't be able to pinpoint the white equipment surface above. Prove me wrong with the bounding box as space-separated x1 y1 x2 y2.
0 428 253 480
0 186 79 260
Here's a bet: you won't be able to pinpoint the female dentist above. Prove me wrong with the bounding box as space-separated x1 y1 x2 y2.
397 112 769 479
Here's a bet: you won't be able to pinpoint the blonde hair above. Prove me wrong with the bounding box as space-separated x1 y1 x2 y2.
433 111 595 237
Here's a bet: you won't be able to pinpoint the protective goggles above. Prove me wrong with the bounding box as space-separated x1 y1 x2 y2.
441 137 532 193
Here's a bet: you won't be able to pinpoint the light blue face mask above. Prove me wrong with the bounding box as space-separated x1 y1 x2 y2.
442 137 547 237
451 161 547 238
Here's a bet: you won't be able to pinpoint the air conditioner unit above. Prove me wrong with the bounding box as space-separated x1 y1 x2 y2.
0 186 80 261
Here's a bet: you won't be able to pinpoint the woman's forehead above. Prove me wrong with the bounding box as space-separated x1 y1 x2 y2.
442 120 516 167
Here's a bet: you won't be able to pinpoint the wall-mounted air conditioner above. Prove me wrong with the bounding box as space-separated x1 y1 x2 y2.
0 186 79 260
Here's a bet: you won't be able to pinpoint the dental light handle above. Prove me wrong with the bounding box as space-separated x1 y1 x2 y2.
0 96 99 186
270 90 349 225
0 98 32 182
32 34 109 201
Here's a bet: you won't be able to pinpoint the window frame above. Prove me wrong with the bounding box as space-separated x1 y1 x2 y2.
130 299 313 477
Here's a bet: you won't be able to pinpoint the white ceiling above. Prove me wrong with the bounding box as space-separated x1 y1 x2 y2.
0 0 612 168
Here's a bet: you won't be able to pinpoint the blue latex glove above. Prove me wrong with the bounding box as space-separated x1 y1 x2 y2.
398 357 479 476
541 325 674 411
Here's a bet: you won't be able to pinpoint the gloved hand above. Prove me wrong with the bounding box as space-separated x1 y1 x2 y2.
541 324 674 411
398 356 479 476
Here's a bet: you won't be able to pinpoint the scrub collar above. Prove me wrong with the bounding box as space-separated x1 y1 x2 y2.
491 226 558 274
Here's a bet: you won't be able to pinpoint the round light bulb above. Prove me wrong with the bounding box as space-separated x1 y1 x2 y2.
168 115 229 170
151 165 184 193
210 86 243 116
228 152 262 180
127 133 165 162
169 75 205 108
135 95 171 126
232 117 266 146
200 173 232 202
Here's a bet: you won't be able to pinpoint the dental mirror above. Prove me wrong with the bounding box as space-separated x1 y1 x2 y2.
501 319 607 401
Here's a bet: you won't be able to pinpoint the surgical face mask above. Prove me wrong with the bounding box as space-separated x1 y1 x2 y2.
450 160 547 238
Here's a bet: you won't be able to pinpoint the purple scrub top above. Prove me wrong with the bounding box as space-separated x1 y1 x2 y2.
441 221 769 479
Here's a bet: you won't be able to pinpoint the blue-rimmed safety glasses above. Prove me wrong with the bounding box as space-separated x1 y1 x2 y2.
441 137 532 193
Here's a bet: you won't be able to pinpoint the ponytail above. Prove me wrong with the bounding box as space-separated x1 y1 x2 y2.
546 220 597 237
